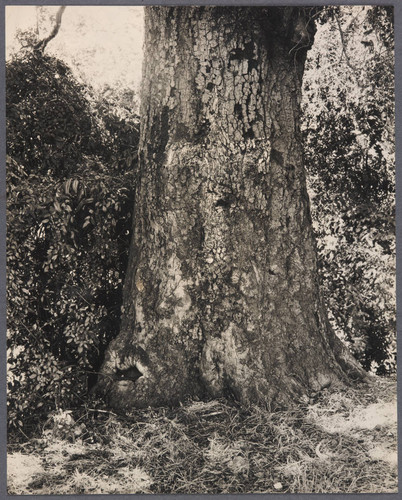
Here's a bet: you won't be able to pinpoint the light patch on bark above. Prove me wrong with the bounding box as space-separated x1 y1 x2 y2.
135 269 145 292
200 322 253 396
159 253 192 335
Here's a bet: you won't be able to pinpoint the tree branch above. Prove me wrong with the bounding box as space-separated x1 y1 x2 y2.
34 6 66 53
334 11 364 88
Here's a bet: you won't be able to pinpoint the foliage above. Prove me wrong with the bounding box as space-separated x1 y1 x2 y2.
7 379 397 494
302 5 395 374
91 84 139 170
6 51 99 177
6 50 138 433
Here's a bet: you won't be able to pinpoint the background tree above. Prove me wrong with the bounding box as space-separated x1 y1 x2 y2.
34 6 66 53
7 5 144 96
97 6 366 411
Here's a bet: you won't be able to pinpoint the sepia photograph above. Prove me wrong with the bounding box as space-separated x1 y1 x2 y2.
6 3 397 494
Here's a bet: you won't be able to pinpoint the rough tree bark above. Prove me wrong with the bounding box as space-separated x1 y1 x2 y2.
97 6 366 410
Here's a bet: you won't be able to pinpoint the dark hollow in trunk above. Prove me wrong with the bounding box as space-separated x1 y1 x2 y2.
97 6 366 410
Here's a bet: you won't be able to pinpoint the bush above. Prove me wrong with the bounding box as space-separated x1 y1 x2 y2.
7 51 139 435
302 6 395 374
6 52 100 177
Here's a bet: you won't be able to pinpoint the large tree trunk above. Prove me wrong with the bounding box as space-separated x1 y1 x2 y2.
97 6 366 410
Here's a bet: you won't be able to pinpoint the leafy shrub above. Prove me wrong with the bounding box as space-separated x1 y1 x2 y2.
6 52 100 177
7 50 138 434
92 84 140 171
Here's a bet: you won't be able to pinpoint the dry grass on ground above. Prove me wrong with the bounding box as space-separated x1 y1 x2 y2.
7 377 397 494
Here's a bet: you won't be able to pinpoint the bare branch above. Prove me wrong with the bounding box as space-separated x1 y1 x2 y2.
34 6 66 53
334 11 364 88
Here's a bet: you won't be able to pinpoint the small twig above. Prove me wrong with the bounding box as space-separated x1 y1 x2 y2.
86 408 118 416
18 426 31 441
19 321 41 343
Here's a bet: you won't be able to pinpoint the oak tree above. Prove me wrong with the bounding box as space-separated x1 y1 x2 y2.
97 6 366 410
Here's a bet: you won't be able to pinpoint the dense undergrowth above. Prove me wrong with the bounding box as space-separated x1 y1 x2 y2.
7 50 138 432
7 377 397 494
303 6 395 375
